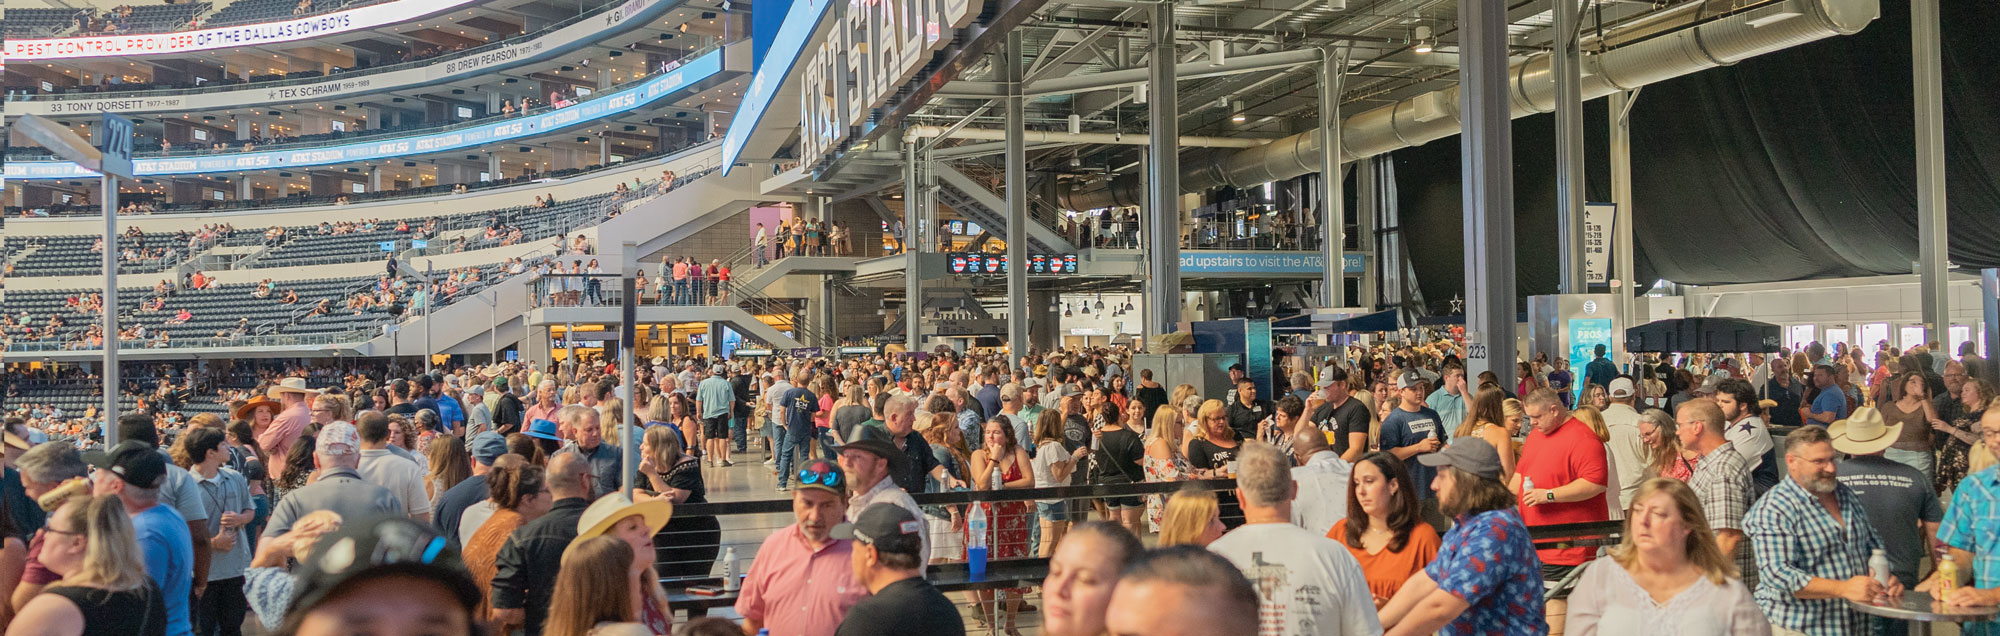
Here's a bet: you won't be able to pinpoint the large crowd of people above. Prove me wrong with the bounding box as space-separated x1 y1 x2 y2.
0 337 1988 635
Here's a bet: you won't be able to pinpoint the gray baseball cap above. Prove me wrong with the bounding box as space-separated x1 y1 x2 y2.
1417 437 1504 481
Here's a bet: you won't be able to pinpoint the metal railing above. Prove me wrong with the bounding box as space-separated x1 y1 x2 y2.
5 0 663 101
1181 217 1324 251
3 328 374 353
4 43 722 162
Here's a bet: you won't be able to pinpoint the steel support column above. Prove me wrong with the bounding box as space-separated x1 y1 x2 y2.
101 175 121 441
1609 90 1637 341
1004 32 1031 365
903 139 923 349
1914 0 1949 340
1355 157 1380 311
1554 0 1586 293
1319 46 1348 308
1143 1 1181 341
1460 0 1516 387
1983 269 1999 382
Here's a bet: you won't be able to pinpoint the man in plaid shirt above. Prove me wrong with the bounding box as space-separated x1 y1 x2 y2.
1931 409 2000 635
1677 398 1757 587
1745 426 1900 636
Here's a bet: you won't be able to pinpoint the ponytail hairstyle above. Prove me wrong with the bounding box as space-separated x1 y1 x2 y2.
485 455 543 510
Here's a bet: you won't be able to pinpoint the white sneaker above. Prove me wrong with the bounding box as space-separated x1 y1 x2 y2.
763 458 776 466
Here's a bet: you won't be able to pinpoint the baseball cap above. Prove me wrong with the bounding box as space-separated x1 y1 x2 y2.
1608 377 1636 399
1394 370 1426 390
467 432 508 466
1417 437 1504 481
1695 375 1724 395
711 364 726 375
1315 365 1347 388
83 440 167 489
834 502 924 558
289 516 481 618
794 458 847 496
317 422 361 456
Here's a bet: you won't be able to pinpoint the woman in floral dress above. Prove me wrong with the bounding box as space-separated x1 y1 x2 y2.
1144 405 1192 532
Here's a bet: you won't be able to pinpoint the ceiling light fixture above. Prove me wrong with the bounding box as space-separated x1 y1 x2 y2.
1413 25 1434 54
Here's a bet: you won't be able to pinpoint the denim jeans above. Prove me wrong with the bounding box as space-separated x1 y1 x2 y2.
817 428 838 460
730 414 748 452
753 245 768 267
775 425 796 488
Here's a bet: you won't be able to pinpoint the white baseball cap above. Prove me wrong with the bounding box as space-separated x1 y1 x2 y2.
1608 377 1636 399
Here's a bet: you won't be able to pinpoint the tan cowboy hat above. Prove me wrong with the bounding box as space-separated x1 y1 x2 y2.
266 377 321 399
575 492 673 543
1829 406 1902 456
233 395 281 421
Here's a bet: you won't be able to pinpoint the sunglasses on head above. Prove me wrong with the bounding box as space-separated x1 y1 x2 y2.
799 466 842 488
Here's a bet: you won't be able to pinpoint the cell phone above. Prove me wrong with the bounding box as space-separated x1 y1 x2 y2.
687 585 724 596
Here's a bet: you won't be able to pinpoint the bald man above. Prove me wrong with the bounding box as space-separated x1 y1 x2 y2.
1290 426 1353 536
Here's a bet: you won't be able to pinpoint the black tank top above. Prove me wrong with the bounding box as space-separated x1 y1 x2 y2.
47 584 165 636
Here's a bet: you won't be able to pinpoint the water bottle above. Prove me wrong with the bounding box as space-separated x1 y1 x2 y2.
966 502 989 581
721 547 740 592
1867 549 1891 588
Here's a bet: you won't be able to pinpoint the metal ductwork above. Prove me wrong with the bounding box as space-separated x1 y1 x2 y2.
1056 0 1879 211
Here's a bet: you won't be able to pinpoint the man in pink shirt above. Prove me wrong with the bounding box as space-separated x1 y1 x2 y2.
257 377 320 460
737 458 866 636
523 378 561 428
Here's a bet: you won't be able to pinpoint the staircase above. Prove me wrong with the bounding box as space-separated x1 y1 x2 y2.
932 165 1078 254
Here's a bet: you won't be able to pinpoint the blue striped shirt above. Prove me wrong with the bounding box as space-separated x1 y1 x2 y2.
1938 465 2000 635
1744 475 1880 636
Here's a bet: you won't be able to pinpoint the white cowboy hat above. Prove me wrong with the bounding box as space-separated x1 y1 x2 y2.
1829 406 1902 456
266 377 322 399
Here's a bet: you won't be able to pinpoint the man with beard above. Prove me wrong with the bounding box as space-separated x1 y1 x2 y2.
1744 426 1899 636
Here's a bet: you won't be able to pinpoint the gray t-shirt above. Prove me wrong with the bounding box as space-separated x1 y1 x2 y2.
192 467 254 580
1835 455 1943 587
157 452 211 524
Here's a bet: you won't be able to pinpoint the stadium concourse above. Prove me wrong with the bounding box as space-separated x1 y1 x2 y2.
6 0 2000 634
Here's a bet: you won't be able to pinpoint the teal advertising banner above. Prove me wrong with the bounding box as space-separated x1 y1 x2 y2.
1567 318 1615 402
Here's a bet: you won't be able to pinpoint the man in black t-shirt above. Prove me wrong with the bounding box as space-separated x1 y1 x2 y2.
1224 377 1272 442
1306 365 1372 461
834 503 965 636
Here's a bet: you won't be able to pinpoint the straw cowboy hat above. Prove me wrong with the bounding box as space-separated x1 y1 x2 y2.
266 377 321 400
575 492 674 543
1829 406 1902 456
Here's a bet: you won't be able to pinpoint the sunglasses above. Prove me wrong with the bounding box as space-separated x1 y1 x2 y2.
799 466 843 488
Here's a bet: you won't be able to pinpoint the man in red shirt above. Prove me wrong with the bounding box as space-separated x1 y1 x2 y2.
1508 387 1608 635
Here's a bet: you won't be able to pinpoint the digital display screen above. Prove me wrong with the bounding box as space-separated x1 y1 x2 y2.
947 253 1075 275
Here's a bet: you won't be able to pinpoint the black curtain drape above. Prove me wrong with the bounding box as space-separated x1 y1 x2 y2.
1393 0 2000 306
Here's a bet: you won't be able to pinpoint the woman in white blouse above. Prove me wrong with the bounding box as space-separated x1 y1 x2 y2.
1566 478 1769 636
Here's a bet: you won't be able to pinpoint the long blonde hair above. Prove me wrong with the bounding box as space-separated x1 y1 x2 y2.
542 536 636 636
1611 478 1737 584
1149 404 1183 451
57 495 151 591
1573 406 1612 443
1157 486 1219 547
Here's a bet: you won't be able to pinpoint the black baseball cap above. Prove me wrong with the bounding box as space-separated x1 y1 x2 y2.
834 502 925 557
83 440 167 489
290 516 480 618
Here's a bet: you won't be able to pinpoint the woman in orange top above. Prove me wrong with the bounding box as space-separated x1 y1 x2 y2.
1328 452 1441 608
461 459 552 628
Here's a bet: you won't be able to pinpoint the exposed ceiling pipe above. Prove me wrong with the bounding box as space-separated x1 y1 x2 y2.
1054 0 1880 211
904 125 1270 148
